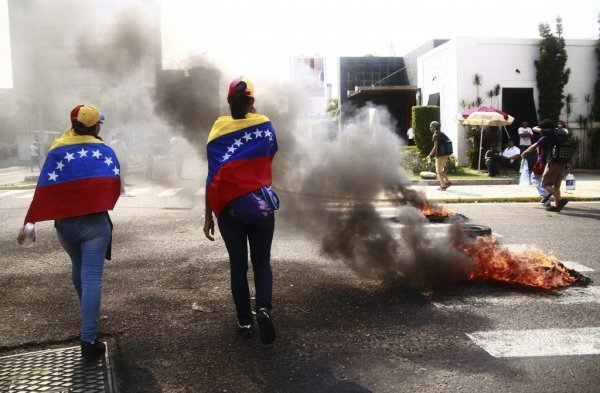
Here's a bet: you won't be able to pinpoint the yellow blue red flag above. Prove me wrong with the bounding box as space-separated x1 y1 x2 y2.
206 113 278 216
24 130 121 223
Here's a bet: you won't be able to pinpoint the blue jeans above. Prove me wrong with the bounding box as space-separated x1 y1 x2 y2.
217 211 275 326
55 213 111 343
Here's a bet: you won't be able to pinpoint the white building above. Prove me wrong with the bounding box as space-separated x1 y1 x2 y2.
417 37 596 165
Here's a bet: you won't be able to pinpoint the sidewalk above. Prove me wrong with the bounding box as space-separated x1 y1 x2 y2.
3 165 600 203
410 172 600 203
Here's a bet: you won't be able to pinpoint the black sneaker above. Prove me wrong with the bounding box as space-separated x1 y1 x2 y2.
256 308 276 344
81 340 106 360
238 324 253 339
556 199 569 212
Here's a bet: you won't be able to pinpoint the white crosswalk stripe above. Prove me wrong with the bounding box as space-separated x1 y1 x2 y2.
0 190 30 198
127 187 151 196
157 188 183 197
431 286 600 308
467 327 600 358
16 192 34 199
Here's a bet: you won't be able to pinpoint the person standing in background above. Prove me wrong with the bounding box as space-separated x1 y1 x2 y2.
406 127 415 146
170 136 187 180
518 121 535 170
29 141 40 172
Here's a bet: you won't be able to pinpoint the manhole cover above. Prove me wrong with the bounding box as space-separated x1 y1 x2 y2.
0 343 115 393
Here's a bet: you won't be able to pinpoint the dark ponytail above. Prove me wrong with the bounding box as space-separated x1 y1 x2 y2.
72 121 98 136
229 81 253 119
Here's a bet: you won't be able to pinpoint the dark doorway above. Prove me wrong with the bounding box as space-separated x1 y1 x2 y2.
502 88 538 145
427 93 440 106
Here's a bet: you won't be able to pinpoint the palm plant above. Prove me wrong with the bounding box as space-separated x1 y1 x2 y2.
473 73 482 106
564 93 577 126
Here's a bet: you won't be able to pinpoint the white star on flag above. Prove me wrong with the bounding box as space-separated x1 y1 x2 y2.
92 150 102 159
264 130 272 138
227 146 237 153
104 157 113 166
78 148 88 157
112 167 120 176
222 153 231 161
56 161 65 170
48 171 58 181
242 132 253 142
64 152 75 162
233 138 243 147
253 129 263 138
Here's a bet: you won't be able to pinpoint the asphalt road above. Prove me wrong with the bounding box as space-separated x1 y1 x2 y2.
1 173 599 392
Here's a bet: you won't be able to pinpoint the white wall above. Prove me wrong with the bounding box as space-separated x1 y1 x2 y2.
418 37 596 166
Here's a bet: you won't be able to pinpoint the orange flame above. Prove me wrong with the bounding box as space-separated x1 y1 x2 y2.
421 202 455 218
455 236 577 289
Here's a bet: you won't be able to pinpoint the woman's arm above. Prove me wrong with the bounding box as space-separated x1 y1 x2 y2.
203 193 215 241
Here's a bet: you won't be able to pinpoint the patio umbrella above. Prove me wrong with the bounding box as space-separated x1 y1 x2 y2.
456 106 515 172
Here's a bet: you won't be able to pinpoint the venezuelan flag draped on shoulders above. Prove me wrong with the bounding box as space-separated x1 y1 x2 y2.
24 130 121 224
206 113 278 216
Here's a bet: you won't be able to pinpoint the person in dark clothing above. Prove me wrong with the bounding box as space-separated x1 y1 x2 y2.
484 143 500 176
203 77 278 344
534 119 569 212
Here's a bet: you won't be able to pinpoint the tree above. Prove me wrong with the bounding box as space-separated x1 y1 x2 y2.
535 16 571 122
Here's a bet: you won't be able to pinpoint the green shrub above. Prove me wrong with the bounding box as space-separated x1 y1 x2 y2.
588 127 600 168
411 105 440 156
401 146 458 175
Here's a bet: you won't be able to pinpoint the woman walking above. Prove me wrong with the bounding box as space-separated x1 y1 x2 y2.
203 77 279 344
17 104 121 359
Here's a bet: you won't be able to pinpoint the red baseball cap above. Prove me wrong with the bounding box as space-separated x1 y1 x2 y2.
227 76 254 98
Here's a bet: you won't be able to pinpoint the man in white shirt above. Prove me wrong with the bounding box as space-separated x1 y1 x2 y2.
518 121 535 169
495 139 521 172
518 121 533 147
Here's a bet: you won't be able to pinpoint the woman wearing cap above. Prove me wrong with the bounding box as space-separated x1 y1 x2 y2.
203 77 279 344
17 105 121 359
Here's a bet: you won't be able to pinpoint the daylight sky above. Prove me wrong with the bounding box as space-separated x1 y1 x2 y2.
1 0 598 89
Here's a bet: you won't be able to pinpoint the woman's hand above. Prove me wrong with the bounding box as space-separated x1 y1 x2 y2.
16 226 25 245
203 216 215 241
16 224 35 245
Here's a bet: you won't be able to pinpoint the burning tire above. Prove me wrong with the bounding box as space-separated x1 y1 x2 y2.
460 224 492 238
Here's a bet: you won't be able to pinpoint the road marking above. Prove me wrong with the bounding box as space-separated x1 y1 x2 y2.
431 286 600 308
467 327 600 357
0 171 24 177
0 190 30 198
158 188 183 197
561 261 595 272
16 192 34 199
503 245 595 272
128 187 151 196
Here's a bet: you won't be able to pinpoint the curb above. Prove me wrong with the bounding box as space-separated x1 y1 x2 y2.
419 195 600 204
0 183 36 190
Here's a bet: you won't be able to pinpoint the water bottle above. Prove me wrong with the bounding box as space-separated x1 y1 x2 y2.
565 172 575 191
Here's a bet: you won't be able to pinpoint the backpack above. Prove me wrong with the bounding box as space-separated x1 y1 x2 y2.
437 132 453 156
550 130 575 163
